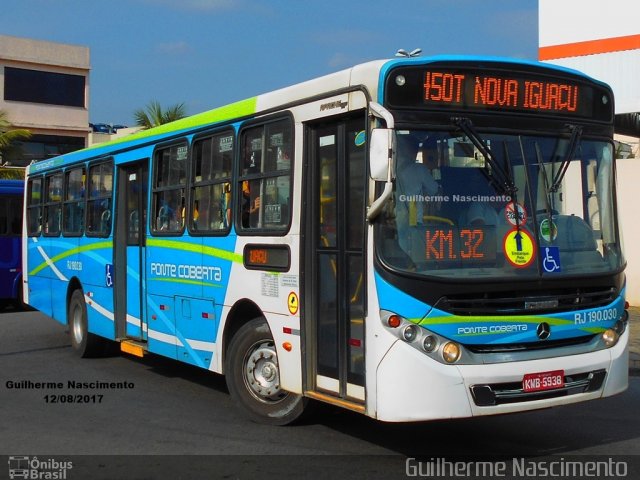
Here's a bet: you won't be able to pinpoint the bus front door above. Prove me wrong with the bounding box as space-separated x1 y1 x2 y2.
114 161 148 341
305 116 366 404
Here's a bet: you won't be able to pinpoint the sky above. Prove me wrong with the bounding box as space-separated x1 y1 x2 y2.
1 0 538 126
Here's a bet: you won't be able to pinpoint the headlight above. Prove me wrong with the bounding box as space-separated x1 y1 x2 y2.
422 335 437 352
602 328 619 348
380 311 468 364
442 342 461 363
403 325 418 342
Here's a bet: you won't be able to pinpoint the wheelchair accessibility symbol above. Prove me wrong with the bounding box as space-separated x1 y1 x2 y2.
106 264 114 287
542 247 561 273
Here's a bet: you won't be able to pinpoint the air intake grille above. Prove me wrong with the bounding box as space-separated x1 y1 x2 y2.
465 334 595 354
435 287 616 316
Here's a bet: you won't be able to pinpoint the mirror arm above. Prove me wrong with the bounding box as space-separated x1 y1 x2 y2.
367 181 393 222
367 102 396 222
369 102 395 129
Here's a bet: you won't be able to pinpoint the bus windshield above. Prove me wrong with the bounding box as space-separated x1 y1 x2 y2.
376 129 624 279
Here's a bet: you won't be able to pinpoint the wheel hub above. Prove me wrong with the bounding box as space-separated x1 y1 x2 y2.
244 341 286 402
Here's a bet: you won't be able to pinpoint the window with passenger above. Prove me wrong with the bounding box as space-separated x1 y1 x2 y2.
238 119 292 232
152 143 187 234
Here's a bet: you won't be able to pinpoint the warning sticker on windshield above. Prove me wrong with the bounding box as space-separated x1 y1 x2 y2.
504 202 527 226
503 228 536 268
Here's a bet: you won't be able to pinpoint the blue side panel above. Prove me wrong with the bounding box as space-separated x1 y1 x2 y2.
11 274 22 301
202 234 237 311
86 300 116 340
27 235 114 331
147 240 203 299
176 296 217 368
147 293 178 360
29 276 53 320
0 237 20 300
50 278 68 323
145 233 238 367
84 283 116 340
76 238 113 289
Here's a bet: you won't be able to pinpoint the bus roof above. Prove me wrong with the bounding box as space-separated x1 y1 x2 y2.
27 55 610 175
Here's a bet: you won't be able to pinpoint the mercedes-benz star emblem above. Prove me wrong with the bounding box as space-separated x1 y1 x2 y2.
536 322 551 340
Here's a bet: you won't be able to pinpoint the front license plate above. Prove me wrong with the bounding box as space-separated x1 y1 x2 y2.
522 370 565 393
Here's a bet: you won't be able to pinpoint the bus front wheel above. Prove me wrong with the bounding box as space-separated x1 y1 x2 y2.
225 317 307 425
68 289 105 358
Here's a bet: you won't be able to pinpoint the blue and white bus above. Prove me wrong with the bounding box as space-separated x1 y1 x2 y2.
1 176 24 308
23 56 629 424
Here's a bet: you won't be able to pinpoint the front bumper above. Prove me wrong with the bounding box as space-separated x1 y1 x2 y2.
374 328 628 422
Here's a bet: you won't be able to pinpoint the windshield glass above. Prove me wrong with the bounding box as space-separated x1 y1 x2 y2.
376 130 624 279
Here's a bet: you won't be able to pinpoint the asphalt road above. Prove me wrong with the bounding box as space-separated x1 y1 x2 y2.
1 307 639 479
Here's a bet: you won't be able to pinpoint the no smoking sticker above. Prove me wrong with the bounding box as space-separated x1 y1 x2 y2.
503 228 536 268
504 202 527 226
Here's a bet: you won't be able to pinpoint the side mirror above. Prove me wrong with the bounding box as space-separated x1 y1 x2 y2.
369 128 395 182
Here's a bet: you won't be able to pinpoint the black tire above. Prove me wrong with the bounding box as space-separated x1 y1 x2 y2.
68 289 106 358
225 317 307 425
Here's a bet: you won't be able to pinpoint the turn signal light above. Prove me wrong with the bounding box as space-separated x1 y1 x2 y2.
388 315 401 328
442 342 461 363
602 329 619 348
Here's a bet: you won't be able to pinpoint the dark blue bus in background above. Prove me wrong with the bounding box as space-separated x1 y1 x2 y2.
0 179 24 308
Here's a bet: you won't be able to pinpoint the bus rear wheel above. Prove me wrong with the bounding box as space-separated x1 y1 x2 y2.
68 289 105 358
225 317 307 425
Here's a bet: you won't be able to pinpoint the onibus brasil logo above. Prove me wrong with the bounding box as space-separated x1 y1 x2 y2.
8 456 73 479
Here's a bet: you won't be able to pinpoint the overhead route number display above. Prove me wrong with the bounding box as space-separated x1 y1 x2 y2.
385 64 614 122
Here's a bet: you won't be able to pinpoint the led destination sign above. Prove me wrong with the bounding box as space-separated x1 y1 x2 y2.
424 71 578 113
385 65 613 121
419 226 497 266
243 244 290 271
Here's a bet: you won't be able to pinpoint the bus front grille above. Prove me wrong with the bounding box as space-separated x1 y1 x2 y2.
465 334 596 354
436 287 616 316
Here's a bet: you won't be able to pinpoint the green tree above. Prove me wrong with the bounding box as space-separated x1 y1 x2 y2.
0 110 31 163
133 101 187 129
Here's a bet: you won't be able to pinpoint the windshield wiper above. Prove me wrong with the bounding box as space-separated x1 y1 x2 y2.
452 117 517 196
535 142 554 214
549 124 582 193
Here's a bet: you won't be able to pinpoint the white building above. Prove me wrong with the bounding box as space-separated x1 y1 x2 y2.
0 34 90 165
540 0 640 304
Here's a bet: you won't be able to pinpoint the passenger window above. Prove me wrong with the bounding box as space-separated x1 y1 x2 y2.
43 173 63 236
152 143 187 234
63 167 86 236
238 119 292 232
191 132 233 233
27 177 43 236
86 162 113 237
